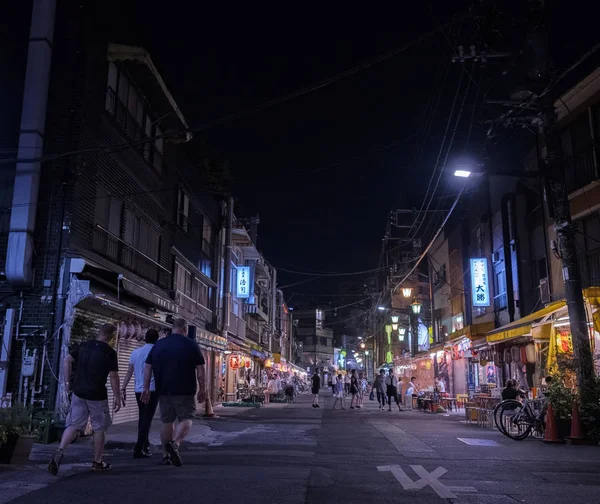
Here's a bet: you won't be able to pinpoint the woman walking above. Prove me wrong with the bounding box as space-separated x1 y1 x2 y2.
386 369 401 411
357 372 368 408
372 369 387 410
333 375 346 410
349 369 359 409
311 369 321 408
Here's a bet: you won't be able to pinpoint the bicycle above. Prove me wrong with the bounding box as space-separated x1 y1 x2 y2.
494 397 547 441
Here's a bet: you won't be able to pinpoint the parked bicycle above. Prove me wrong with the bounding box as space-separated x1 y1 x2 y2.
494 396 547 441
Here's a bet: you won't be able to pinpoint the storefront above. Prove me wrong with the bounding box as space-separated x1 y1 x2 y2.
486 301 567 392
446 322 494 396
393 355 434 394
195 329 227 408
223 344 253 402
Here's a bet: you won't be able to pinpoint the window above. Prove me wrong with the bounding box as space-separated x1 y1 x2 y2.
203 220 212 244
201 259 211 279
193 278 209 308
94 185 122 236
320 337 328 346
175 262 192 297
105 62 163 172
451 314 464 333
177 188 190 232
494 269 508 310
123 210 159 262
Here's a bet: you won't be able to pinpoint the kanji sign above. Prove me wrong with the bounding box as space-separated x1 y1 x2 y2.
470 258 490 307
236 266 250 299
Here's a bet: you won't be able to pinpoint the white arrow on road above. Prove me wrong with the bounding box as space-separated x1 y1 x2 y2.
377 464 477 499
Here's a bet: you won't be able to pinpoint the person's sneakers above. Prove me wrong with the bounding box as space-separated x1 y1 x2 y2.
312 404 316 408
165 441 182 467
316 404 320 408
350 406 355 409
48 450 63 475
161 455 172 465
91 460 112 472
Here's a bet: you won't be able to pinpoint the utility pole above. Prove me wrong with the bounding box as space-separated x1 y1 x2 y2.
542 106 596 394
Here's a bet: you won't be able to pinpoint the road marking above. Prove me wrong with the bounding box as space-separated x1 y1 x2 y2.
377 464 477 499
457 437 501 446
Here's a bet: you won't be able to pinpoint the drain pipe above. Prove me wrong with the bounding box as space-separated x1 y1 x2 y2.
501 194 516 322
5 0 56 285
222 196 234 337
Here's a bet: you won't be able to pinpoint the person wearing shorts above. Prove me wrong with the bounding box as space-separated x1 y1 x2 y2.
143 318 206 467
48 323 121 474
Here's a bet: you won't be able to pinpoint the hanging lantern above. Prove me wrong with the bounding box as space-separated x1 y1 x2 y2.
411 299 422 314
511 346 521 364
402 287 412 299
118 321 127 338
398 327 406 341
133 321 143 341
392 323 399 331
520 346 528 364
125 322 135 339
391 315 399 324
230 354 241 370
245 360 251 368
525 344 536 363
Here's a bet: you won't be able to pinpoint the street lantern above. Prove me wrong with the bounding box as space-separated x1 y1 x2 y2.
390 315 399 324
391 323 399 331
401 287 412 298
411 299 422 315
398 327 406 341
360 342 366 349
454 169 472 178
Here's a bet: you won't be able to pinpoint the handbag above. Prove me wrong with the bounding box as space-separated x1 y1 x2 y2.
369 390 375 401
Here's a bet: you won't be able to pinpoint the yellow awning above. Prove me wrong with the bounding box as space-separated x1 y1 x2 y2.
486 301 566 344
448 322 495 342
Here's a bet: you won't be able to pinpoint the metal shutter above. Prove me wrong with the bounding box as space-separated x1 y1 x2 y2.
108 337 144 425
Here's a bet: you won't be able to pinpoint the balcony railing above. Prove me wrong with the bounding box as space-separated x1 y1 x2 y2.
565 148 597 193
578 247 600 289
92 225 171 289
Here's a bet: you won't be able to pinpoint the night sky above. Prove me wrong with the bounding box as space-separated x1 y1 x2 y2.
2 1 599 297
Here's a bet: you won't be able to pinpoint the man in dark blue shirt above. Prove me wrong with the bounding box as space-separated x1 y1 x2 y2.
143 318 206 467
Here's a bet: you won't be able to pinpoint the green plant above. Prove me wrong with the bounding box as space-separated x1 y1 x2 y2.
579 375 600 442
0 404 32 438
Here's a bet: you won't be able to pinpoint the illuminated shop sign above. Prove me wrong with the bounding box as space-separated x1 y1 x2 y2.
236 266 250 298
470 258 490 307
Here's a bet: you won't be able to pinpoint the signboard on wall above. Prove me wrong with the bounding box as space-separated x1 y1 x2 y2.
236 266 250 298
470 258 490 307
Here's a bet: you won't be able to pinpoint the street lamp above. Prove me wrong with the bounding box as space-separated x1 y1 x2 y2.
360 342 366 349
411 299 422 315
401 287 412 299
390 315 399 324
377 306 386 311
391 323 399 331
454 169 472 178
398 327 406 341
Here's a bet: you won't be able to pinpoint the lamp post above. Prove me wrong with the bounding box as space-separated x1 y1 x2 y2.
410 298 422 357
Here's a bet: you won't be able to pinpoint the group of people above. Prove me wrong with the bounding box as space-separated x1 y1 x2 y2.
48 318 206 474
372 369 420 411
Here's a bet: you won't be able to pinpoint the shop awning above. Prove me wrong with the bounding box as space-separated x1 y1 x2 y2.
447 322 495 342
486 301 567 344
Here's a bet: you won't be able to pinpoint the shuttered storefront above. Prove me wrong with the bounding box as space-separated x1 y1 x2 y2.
70 308 146 425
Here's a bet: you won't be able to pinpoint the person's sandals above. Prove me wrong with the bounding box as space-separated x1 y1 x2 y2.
165 441 182 467
91 460 112 471
48 450 64 475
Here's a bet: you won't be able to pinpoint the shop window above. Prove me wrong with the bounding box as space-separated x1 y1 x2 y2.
451 314 464 333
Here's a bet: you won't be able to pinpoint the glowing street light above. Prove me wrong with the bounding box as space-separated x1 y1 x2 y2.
390 315 399 324
391 323 399 331
401 287 412 299
360 342 366 349
454 169 472 178
411 299 422 315
398 327 406 341
377 306 386 311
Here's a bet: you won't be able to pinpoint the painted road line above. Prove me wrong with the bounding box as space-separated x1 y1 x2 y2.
377 464 478 499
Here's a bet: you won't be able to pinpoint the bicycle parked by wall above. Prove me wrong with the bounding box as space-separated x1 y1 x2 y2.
494 397 547 440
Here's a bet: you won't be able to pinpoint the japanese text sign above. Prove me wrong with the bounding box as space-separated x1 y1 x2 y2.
236 266 250 299
470 258 490 307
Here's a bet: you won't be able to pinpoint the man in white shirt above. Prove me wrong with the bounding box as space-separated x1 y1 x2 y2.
121 329 159 459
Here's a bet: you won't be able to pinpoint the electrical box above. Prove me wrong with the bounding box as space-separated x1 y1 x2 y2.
21 351 36 377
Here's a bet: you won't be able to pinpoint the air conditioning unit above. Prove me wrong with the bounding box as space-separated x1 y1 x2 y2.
492 251 501 263
539 278 551 304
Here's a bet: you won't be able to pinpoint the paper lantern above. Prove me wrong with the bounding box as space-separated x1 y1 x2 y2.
125 322 135 339
118 321 127 338
520 346 528 364
230 355 241 370
511 346 521 364
133 321 142 340
245 360 251 368
525 344 536 363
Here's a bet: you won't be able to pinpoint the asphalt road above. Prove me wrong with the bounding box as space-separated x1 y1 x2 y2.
2 394 600 504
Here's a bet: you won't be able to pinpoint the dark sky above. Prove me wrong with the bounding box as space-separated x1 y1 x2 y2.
3 1 599 297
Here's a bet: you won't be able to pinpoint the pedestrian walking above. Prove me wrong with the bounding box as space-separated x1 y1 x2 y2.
357 372 368 408
311 369 321 408
386 369 401 411
143 318 206 467
332 374 346 410
344 372 351 396
121 329 159 459
349 369 359 409
372 369 387 410
48 324 121 475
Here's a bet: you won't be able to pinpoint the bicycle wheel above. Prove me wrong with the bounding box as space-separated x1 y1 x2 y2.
495 400 533 440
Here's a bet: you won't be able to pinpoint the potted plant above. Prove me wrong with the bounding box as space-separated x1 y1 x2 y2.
546 378 574 439
0 404 37 464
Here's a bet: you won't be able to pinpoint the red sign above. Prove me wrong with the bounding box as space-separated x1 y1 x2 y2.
230 354 241 370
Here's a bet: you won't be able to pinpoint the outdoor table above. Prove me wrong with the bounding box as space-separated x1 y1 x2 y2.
440 397 458 411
